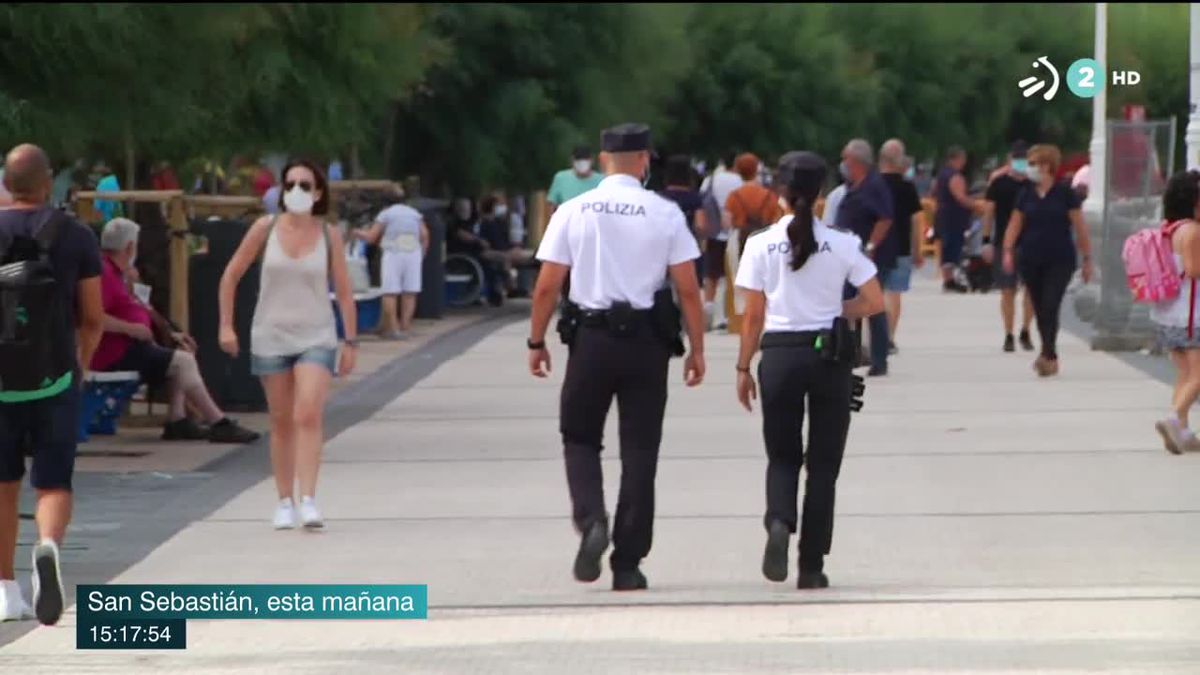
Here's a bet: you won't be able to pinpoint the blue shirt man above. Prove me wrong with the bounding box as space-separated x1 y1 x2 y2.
835 139 894 377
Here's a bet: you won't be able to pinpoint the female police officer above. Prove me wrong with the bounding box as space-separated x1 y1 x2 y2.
733 151 884 589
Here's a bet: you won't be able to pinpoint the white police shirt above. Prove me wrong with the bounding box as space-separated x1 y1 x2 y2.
537 174 700 310
735 215 877 333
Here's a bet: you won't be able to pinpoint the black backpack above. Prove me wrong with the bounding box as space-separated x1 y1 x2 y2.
0 209 71 399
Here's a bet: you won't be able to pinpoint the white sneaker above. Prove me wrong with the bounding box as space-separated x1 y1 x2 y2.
31 540 64 626
273 498 297 530
298 497 324 530
0 579 34 622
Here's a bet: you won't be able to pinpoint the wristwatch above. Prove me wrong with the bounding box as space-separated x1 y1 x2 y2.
527 338 546 350
736 365 751 373
343 338 359 349
865 242 876 254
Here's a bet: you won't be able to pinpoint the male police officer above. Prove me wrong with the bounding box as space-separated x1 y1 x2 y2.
528 123 706 592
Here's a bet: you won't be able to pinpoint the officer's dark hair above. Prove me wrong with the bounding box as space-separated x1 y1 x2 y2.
776 151 827 271
480 194 498 215
723 152 736 170
664 155 693 188
1163 169 1200 222
946 145 966 161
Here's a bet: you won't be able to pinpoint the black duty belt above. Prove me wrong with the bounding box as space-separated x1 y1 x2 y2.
760 331 824 349
578 308 653 328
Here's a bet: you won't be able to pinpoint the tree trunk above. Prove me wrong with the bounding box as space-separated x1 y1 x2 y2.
124 120 136 190
350 144 362 179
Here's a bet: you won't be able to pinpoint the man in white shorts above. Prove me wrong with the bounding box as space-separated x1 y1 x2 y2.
354 187 429 339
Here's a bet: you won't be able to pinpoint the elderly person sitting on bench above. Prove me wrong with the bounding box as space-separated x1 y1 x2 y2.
90 218 259 444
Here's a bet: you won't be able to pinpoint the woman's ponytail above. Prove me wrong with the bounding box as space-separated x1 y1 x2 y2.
775 150 827 271
786 195 817 271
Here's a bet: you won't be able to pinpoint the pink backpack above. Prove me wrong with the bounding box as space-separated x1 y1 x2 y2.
1124 219 1196 336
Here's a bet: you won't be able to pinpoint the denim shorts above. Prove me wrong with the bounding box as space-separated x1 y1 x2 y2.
250 346 338 376
881 256 913 293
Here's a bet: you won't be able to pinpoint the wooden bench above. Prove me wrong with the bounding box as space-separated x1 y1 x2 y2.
79 371 142 443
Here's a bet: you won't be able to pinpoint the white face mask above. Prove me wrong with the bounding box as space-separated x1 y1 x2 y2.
283 186 315 215
494 205 509 217
1026 166 1043 184
573 159 592 175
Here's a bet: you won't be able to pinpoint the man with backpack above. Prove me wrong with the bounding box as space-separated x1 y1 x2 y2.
726 153 783 256
698 154 740 330
0 144 104 625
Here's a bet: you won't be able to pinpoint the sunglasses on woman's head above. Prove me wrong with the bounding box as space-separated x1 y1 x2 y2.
284 180 314 192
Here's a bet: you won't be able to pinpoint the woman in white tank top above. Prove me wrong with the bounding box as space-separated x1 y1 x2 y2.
218 160 358 529
1151 170 1200 455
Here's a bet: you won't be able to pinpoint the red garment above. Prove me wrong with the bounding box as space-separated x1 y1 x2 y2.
91 256 152 371
151 167 181 191
253 168 275 197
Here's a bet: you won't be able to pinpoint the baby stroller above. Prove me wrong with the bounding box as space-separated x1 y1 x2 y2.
955 218 993 293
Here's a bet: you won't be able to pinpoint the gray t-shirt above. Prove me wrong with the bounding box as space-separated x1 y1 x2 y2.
377 204 423 253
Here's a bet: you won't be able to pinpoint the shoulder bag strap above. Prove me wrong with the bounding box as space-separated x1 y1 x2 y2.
33 208 65 259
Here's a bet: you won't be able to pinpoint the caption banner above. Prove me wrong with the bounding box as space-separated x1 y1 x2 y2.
77 584 428 650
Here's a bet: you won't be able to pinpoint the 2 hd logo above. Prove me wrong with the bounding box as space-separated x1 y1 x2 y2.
1019 56 1141 100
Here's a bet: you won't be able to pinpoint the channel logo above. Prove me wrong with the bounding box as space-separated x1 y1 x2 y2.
1019 56 1141 100
1018 57 1060 101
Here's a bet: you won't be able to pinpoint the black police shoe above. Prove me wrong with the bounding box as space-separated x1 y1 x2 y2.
573 520 609 583
612 568 648 592
867 365 888 377
1003 334 1016 353
762 521 790 583
796 571 830 590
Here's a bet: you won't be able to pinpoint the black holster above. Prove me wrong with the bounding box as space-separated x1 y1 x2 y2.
557 299 581 348
818 317 858 366
650 288 685 357
607 301 638 337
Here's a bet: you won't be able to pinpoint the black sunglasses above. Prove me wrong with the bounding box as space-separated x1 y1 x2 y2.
284 180 314 192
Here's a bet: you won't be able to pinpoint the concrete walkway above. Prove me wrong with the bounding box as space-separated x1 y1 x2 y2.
2 271 1199 673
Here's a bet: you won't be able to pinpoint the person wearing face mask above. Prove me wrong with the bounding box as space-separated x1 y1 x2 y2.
834 139 893 377
984 141 1036 353
547 145 604 216
92 217 260 444
219 159 359 531
1002 144 1094 377
529 123 706 592
479 192 535 296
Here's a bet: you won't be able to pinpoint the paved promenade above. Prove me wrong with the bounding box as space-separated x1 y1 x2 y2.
2 272 1199 673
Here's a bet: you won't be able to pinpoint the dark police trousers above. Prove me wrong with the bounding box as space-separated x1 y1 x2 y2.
560 319 670 572
758 335 853 572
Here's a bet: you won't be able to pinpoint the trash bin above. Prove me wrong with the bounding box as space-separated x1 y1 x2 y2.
411 197 448 319
189 218 267 412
